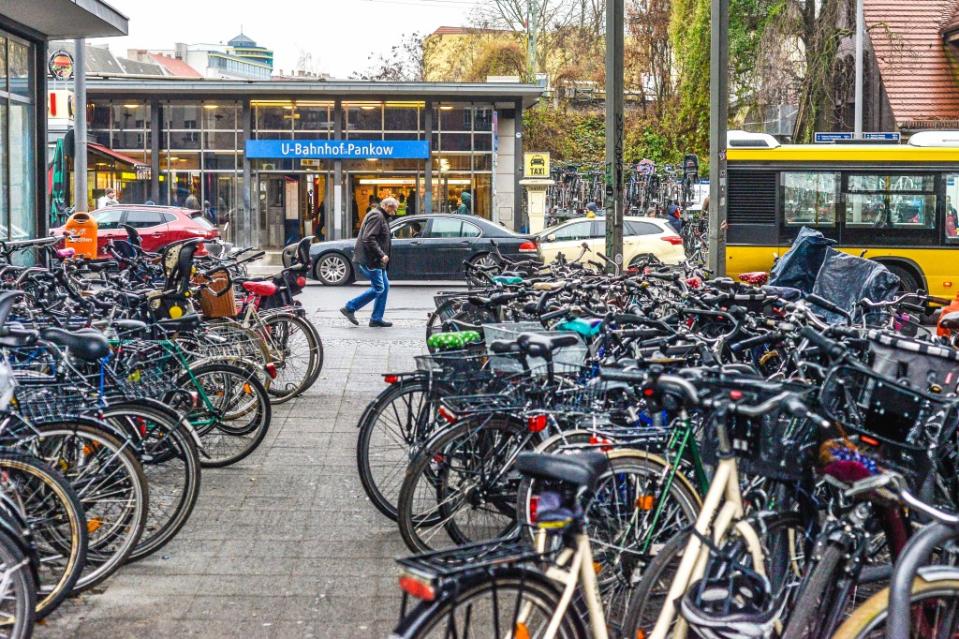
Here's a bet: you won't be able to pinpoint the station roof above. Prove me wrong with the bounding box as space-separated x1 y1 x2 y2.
3 0 127 39
84 78 544 108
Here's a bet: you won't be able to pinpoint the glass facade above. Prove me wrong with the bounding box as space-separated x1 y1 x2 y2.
0 32 35 240
84 94 514 247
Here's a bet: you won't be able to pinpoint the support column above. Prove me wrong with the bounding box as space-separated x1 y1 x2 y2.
150 98 160 203
333 99 344 240
708 0 729 275
513 99 524 232
241 99 252 248
424 100 433 214
604 0 624 271
73 39 88 212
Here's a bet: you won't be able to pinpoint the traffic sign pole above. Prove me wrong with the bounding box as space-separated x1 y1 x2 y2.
605 0 624 272
708 0 728 275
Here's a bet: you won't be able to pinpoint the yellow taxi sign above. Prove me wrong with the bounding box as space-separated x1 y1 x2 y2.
524 152 550 178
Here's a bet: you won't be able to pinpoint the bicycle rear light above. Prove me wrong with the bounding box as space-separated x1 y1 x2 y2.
383 374 399 384
527 414 547 432
398 574 436 602
438 405 457 424
265 363 277 380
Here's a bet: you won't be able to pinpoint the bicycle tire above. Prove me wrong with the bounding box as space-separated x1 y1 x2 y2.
356 378 434 521
391 568 586 639
260 312 322 402
0 527 36 639
100 402 201 562
832 576 959 639
12 420 148 592
178 362 272 467
396 415 527 553
0 453 85 618
781 543 845 639
621 512 805 639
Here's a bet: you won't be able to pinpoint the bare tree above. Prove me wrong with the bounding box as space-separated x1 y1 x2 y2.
350 32 427 81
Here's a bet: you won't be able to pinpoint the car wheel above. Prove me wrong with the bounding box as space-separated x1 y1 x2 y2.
886 264 920 293
314 253 353 286
466 253 498 287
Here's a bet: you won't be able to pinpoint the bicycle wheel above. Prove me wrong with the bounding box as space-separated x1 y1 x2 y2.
178 362 272 467
0 453 85 618
621 512 805 639
100 402 201 561
396 415 528 554
833 576 959 639
392 569 586 639
12 420 148 592
356 378 435 521
781 543 845 639
517 450 700 635
0 527 36 639
259 312 322 402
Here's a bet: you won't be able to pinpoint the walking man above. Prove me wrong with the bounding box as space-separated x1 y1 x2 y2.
340 197 397 328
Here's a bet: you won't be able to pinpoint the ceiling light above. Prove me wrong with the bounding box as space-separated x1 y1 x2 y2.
439 106 454 111
203 104 219 110
122 103 140 109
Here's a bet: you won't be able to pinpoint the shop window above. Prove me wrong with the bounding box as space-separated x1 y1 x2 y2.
294 106 332 133
844 174 936 229
205 130 237 150
473 134 492 152
165 103 200 130
7 39 31 100
112 104 147 129
433 155 471 172
202 104 237 129
8 102 33 240
255 106 290 131
439 133 471 151
89 104 111 129
346 103 382 131
473 108 493 132
472 154 493 171
439 106 470 131
204 153 236 170
782 172 838 226
114 130 146 150
169 130 201 150
385 106 418 131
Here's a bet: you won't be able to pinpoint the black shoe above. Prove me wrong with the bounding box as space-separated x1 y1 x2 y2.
340 307 359 325
369 319 393 328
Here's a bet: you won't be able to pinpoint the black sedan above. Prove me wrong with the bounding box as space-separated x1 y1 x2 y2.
295 214 539 285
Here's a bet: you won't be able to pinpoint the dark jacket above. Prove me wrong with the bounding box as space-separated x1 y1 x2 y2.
353 207 392 268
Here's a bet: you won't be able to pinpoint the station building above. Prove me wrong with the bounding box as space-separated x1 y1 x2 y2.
0 0 126 241
79 78 544 248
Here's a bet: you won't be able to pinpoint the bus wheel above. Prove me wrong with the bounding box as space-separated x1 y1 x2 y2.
886 264 920 293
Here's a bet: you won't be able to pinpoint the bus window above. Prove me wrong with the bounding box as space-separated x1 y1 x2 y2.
845 174 936 230
782 172 838 226
945 175 959 241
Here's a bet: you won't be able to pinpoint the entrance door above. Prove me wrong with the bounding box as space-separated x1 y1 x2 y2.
258 177 286 248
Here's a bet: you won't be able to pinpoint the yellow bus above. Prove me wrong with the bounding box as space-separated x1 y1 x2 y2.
725 131 959 297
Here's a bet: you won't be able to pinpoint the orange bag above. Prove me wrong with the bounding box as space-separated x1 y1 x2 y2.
64 212 99 260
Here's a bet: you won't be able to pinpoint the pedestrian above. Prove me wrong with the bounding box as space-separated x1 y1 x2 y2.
586 202 603 217
666 200 683 234
340 196 397 328
96 188 118 209
456 191 472 214
947 196 959 238
185 192 201 210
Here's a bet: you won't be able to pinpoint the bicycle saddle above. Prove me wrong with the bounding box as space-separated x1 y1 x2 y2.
517 333 579 359
155 314 203 334
40 327 110 361
516 452 609 492
940 311 959 330
242 281 278 296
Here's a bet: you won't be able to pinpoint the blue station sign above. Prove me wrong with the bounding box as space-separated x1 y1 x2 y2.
245 139 429 160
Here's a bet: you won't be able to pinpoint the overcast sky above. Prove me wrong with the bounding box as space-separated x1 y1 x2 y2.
93 0 477 78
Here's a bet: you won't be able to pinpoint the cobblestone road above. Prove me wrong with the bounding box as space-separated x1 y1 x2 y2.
37 284 450 639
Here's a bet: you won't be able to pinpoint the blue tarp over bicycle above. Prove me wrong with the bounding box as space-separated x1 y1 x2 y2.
767 227 901 323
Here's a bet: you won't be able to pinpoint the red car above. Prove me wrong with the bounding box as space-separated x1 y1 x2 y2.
52 205 219 258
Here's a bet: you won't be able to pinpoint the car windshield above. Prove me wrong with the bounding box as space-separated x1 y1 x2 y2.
189 212 215 229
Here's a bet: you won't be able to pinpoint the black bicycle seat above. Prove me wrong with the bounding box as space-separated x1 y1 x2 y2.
517 332 579 359
516 452 609 492
155 314 203 334
40 327 110 361
940 311 959 330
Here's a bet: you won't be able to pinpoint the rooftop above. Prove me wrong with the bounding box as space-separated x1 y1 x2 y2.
865 0 959 125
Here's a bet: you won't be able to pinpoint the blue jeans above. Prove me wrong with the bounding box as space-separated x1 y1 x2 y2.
346 265 389 322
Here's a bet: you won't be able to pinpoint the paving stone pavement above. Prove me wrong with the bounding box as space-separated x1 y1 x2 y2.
36 284 456 639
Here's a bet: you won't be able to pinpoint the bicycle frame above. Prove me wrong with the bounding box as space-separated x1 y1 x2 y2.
650 408 766 639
